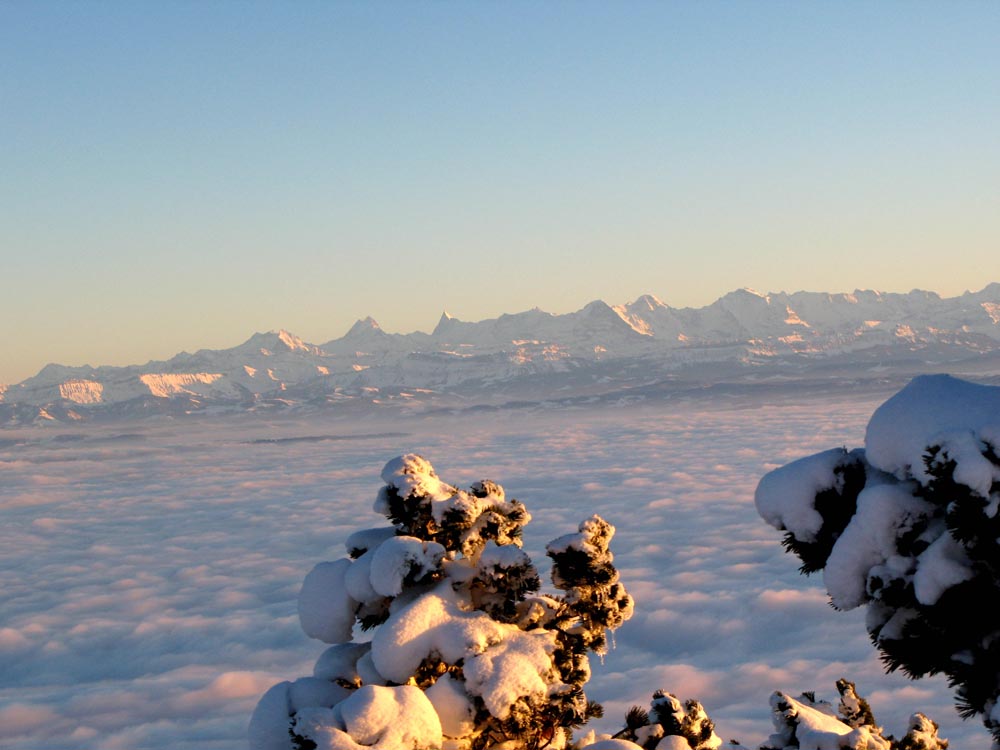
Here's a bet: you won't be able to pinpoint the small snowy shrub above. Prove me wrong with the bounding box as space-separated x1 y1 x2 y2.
759 680 948 750
250 454 634 750
756 375 1000 741
612 690 725 749
611 680 946 750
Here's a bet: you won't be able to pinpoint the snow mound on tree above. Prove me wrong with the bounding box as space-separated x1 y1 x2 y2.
755 448 862 543
371 580 560 719
250 678 354 750
292 685 442 750
369 536 445 597
313 643 371 685
299 560 357 644
425 673 475 738
821 483 929 609
865 374 1000 487
580 741 644 750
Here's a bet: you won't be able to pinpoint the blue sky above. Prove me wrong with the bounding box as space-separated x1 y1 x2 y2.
2 1 998 383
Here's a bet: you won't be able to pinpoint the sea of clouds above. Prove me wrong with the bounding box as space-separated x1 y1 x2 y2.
0 390 987 748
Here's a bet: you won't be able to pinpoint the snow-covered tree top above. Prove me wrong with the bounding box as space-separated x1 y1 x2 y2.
379 453 456 504
865 374 1000 489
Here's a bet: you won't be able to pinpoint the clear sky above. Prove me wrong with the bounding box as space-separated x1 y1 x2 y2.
2 1 998 385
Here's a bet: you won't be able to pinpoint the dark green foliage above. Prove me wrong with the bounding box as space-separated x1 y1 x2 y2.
357 607 390 631
548 516 634 655
923 445 1000 558
468 692 606 750
289 728 317 750
624 705 650 733
468 551 541 623
649 690 684 737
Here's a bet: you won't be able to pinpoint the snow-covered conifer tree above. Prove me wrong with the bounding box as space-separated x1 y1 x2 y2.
613 690 725 750
755 375 1000 742
250 454 633 750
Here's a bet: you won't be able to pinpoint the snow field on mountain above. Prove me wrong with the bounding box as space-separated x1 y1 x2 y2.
0 393 989 748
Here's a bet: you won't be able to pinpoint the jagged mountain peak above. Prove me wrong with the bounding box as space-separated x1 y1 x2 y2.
322 317 413 354
497 307 551 322
850 289 885 302
906 289 942 301
19 362 98 389
577 299 621 319
630 293 668 311
36 362 95 378
963 282 1000 305
573 299 653 338
277 329 311 351
723 287 771 303
238 329 317 355
432 311 461 336
346 317 385 337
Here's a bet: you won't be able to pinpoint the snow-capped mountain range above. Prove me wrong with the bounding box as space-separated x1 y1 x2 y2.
4 284 1000 424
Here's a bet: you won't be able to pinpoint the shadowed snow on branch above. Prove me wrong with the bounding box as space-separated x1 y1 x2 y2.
249 454 634 750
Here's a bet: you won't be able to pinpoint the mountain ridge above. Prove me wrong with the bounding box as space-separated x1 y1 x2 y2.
4 284 1000 425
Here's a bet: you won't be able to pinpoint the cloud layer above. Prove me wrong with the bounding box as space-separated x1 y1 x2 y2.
0 391 984 748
